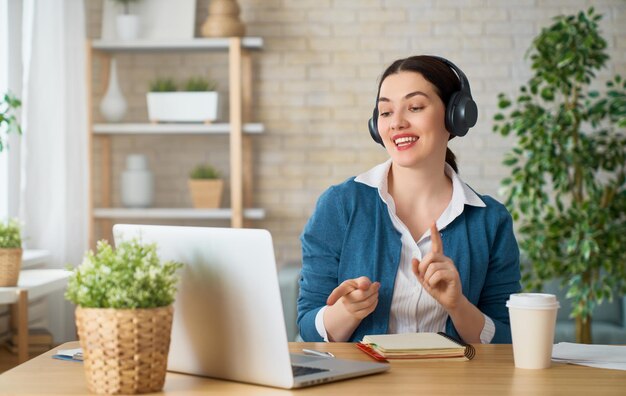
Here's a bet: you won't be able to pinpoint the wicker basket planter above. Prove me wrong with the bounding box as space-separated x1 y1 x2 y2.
75 305 174 395
0 248 22 287
188 179 224 208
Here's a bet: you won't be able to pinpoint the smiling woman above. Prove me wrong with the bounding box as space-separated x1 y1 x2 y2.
297 55 521 346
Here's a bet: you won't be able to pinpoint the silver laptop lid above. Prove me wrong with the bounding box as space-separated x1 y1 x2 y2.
113 225 295 388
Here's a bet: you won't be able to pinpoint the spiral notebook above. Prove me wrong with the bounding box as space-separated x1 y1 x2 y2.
357 332 476 362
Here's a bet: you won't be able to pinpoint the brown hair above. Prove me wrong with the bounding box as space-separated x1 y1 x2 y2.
377 55 460 173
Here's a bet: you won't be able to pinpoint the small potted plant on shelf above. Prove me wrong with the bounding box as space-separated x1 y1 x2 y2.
188 163 224 208
65 239 183 395
146 76 219 123
0 219 22 287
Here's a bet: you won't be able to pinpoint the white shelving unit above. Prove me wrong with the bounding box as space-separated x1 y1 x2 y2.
87 38 264 247
91 37 263 51
93 123 264 135
93 208 265 220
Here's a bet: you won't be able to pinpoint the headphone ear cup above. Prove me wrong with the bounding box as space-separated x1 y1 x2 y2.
445 91 478 137
368 108 384 146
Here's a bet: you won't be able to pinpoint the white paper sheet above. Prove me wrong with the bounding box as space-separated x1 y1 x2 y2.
552 342 626 370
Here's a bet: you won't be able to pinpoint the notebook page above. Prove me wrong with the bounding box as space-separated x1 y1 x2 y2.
362 332 461 351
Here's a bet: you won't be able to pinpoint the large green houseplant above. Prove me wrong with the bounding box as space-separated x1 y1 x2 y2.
493 8 626 344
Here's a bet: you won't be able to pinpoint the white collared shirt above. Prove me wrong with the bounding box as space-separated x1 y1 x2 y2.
315 159 496 343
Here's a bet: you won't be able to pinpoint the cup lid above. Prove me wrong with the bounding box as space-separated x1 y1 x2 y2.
506 293 560 310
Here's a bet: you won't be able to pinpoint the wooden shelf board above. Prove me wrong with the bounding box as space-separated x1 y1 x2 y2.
93 123 264 134
93 208 266 220
91 37 263 51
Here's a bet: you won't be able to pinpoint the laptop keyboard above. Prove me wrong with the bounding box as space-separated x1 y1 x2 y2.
292 365 329 377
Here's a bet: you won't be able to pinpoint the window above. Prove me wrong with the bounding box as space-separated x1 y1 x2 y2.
0 0 23 220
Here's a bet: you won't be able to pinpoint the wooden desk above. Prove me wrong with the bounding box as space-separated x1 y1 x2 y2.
1 341 625 395
0 269 70 363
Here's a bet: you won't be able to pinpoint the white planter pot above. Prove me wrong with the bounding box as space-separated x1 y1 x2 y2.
147 92 219 123
116 14 140 40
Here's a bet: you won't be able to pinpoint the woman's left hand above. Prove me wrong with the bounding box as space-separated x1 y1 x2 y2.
412 223 463 311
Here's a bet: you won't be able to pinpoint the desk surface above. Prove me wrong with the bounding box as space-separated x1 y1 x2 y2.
1 341 624 395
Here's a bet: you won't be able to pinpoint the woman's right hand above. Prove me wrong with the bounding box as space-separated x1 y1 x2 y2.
326 276 381 319
323 277 380 341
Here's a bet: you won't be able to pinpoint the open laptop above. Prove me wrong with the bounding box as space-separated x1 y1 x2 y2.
112 224 389 389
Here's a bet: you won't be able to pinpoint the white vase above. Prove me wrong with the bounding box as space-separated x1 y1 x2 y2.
99 58 127 122
116 14 140 40
121 154 154 208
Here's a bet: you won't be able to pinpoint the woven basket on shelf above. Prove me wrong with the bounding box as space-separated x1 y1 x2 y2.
75 305 174 395
0 248 22 287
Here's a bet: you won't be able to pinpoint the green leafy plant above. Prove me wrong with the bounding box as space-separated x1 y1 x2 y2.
0 219 21 249
189 163 221 180
184 77 217 92
111 0 141 15
149 77 177 92
493 8 626 343
0 92 22 153
65 239 183 309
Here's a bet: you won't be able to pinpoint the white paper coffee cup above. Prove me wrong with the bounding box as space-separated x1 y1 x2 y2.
506 293 560 369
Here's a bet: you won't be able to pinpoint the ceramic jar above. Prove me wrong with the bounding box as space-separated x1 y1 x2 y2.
121 154 154 208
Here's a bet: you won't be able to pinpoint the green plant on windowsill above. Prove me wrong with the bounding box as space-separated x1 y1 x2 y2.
183 77 218 92
493 8 626 344
189 163 221 180
0 219 21 249
65 239 182 309
0 92 22 153
149 77 177 93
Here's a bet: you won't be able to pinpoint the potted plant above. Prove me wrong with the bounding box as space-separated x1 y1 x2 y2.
188 163 224 208
65 239 183 394
146 76 219 123
0 92 22 152
0 219 22 287
111 0 142 40
493 8 626 344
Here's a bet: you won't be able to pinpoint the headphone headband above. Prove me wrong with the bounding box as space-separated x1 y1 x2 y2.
430 56 472 98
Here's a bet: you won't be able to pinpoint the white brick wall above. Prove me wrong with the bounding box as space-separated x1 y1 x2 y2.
85 0 626 266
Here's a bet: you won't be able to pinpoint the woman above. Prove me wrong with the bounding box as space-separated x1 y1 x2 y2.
297 55 521 344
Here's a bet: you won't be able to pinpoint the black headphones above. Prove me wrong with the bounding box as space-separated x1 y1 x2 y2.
368 56 478 146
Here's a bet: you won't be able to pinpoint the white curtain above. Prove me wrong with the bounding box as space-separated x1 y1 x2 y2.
20 0 88 342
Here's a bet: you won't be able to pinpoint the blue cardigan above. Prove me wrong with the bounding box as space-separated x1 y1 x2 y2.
297 177 521 344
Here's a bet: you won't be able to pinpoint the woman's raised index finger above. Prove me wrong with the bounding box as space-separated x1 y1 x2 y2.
430 222 443 254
